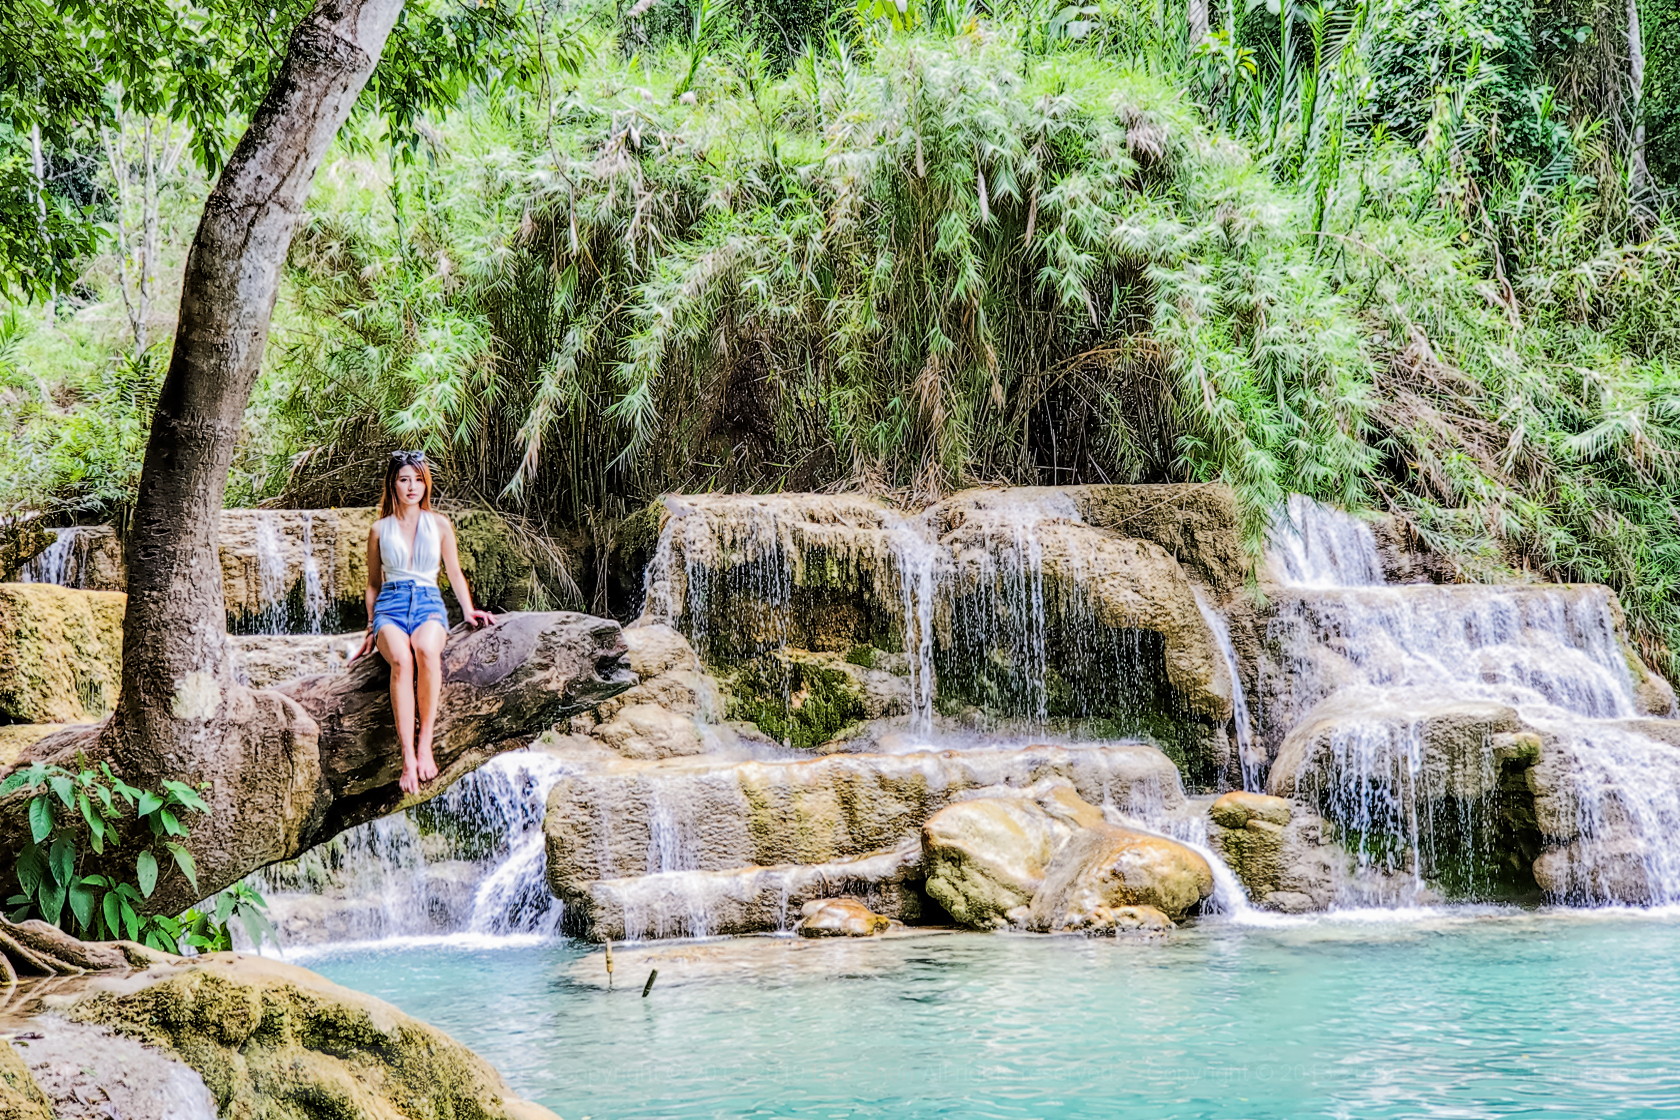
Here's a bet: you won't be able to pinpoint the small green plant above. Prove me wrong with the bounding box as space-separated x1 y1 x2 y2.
2 761 277 954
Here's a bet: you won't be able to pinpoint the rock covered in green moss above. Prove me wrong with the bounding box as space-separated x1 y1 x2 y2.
0 1037 53 1120
447 510 538 616
0 583 124 723
62 953 562 1120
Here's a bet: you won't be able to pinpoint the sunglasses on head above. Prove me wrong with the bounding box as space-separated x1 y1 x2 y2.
390 450 427 466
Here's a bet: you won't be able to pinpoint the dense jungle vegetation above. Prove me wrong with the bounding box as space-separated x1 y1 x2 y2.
4 0 1680 670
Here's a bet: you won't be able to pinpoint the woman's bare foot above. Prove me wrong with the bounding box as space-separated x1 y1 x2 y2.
416 726 439 783
399 765 420 795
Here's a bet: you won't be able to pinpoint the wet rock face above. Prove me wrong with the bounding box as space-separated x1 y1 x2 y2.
642 487 1243 782
920 784 1106 928
544 743 1190 941
1028 824 1213 927
0 584 123 722
42 954 559 1120
1204 792 1340 912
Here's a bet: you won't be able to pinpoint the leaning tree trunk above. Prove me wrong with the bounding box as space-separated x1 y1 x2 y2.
9 613 632 914
0 2 423 917
110 0 407 787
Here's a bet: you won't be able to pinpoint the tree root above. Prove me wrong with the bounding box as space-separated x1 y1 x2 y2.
0 917 147 981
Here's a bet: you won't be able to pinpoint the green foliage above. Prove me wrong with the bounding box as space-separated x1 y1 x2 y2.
1 761 276 955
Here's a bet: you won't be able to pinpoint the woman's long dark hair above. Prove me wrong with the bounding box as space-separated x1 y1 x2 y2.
381 451 435 518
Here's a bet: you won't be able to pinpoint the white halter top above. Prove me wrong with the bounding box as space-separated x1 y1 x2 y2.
377 513 441 586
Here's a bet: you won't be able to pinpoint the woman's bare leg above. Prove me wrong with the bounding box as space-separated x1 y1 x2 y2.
411 620 447 784
377 625 421 794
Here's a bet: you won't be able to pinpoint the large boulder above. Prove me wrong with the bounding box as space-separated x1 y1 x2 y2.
797 897 891 938
1028 822 1214 926
920 783 1106 928
35 953 560 1120
918 781 1213 929
1204 791 1339 912
0 583 123 722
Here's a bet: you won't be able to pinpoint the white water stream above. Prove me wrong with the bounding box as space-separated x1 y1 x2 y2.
1269 497 1680 905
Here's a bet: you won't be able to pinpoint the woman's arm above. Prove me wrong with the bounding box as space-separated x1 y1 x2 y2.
351 525 383 660
439 515 496 628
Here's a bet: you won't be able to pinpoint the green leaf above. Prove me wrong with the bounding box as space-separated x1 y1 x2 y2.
238 905 277 953
166 843 199 892
29 796 53 844
67 883 95 929
136 850 159 898
159 808 183 836
38 881 66 927
214 891 238 925
120 899 140 942
48 774 74 807
48 836 75 887
144 927 173 953
16 844 45 896
136 790 164 817
102 891 121 938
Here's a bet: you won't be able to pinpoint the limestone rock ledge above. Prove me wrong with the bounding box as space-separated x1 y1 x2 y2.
9 953 561 1120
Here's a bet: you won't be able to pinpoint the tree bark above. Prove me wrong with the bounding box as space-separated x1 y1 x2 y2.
6 612 633 915
1627 0 1648 202
110 0 408 789
64 0 407 915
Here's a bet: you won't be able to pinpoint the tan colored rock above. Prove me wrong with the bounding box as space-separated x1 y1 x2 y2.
0 584 123 722
1209 790 1292 829
545 743 1187 891
1055 903 1175 935
798 897 891 937
1029 823 1213 926
0 1038 54 1120
594 703 705 759
921 784 1107 929
58 953 560 1120
1205 793 1339 910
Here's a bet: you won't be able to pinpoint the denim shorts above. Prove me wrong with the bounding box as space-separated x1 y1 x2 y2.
372 581 449 636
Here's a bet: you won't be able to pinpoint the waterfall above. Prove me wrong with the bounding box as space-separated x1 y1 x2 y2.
889 517 940 738
254 513 289 633
1270 493 1385 588
301 513 328 635
1270 496 1680 906
1194 587 1259 790
19 528 74 585
259 750 573 947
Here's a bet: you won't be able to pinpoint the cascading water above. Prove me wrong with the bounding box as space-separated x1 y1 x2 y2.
888 517 941 738
1268 496 1680 906
253 513 289 634
1270 493 1385 588
19 527 74 585
301 513 329 635
258 750 573 947
1194 587 1259 790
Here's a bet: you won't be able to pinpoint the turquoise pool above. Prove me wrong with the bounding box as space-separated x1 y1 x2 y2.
305 909 1680 1119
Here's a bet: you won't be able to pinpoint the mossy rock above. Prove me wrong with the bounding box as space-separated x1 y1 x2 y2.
446 511 537 616
0 584 124 723
0 1039 53 1120
66 954 559 1120
0 522 55 583
727 655 869 751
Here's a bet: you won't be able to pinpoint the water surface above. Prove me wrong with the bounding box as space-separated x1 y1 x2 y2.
307 909 1680 1119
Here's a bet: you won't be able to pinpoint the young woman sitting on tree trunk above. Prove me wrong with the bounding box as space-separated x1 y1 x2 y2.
352 451 497 794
